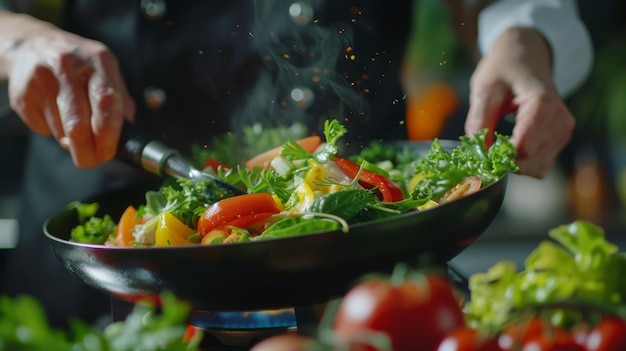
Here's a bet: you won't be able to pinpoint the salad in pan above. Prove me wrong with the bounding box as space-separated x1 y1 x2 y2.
70 119 518 247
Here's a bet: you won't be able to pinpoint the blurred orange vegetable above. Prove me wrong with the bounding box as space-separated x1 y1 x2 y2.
405 81 459 140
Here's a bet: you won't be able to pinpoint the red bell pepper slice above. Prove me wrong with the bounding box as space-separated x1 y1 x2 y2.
202 158 230 172
333 157 405 202
197 193 280 236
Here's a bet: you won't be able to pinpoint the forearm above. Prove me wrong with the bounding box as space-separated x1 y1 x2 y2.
478 0 593 97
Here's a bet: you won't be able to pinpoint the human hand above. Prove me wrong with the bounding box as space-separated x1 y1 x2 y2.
4 15 135 168
465 27 575 178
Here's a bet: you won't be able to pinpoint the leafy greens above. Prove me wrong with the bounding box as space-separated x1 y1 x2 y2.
465 220 626 331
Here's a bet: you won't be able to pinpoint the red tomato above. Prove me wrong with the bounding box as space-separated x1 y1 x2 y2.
583 317 626 351
499 316 584 351
249 333 311 351
440 176 482 204
437 326 502 351
333 273 465 351
333 157 405 202
521 334 585 351
197 193 281 236
498 316 550 350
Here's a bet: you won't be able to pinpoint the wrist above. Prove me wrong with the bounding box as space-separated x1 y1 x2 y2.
478 0 593 97
491 27 553 79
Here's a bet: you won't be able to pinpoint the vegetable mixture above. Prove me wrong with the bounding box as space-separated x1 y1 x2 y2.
70 119 518 247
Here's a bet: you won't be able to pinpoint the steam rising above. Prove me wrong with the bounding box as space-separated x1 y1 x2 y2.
230 0 369 140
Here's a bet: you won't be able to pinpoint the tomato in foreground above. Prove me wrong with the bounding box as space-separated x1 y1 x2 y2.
498 316 584 351
197 193 281 235
249 333 311 351
436 326 502 351
581 317 626 351
332 271 465 351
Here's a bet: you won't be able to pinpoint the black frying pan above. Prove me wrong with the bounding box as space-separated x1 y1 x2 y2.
44 140 508 312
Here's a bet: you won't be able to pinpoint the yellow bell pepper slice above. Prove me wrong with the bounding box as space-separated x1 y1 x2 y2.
417 200 439 211
155 212 195 246
285 182 316 213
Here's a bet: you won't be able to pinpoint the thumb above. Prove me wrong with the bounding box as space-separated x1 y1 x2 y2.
465 81 514 147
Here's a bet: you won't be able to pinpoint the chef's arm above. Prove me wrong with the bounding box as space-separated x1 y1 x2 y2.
444 0 593 98
0 8 135 169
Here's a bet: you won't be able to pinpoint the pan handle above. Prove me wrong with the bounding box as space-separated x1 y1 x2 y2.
116 120 245 196
117 119 151 166
116 120 179 177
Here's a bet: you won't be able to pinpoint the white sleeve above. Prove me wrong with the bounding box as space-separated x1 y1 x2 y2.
478 0 593 97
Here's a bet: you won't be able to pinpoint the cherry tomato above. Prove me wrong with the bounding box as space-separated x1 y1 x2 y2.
521 334 585 351
333 156 405 202
440 176 482 204
249 333 311 351
197 193 281 236
333 273 465 351
499 316 583 351
498 316 550 349
583 317 626 351
246 135 322 170
437 326 502 351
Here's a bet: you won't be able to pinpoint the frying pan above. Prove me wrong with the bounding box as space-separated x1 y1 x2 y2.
44 140 508 312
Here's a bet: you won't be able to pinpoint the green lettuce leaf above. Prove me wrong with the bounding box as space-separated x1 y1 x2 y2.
415 129 518 199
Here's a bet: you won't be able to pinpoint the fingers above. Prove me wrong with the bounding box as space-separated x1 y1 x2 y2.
510 94 575 178
465 65 512 147
8 34 133 169
55 52 100 167
8 60 61 137
86 48 128 163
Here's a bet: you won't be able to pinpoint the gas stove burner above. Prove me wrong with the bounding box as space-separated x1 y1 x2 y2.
190 309 297 350
191 308 296 329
